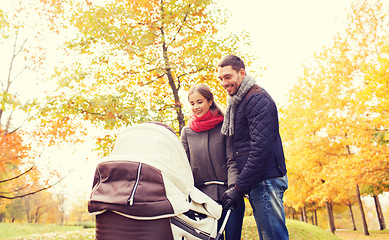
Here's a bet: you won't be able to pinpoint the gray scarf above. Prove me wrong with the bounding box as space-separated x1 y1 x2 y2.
221 75 256 136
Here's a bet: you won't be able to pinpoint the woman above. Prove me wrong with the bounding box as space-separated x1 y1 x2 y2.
181 83 244 240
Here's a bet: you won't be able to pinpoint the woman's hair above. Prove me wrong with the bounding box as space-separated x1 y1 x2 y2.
187 83 223 116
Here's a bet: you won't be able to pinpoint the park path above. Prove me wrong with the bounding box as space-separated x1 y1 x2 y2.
335 230 389 240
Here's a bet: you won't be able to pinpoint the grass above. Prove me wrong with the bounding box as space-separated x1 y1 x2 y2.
1 220 389 239
335 229 389 240
242 216 341 240
0 223 85 240
286 219 341 240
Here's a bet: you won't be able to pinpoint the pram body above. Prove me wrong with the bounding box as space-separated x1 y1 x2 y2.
88 123 222 240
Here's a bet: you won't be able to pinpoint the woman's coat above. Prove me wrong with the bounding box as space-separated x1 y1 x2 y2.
181 123 238 202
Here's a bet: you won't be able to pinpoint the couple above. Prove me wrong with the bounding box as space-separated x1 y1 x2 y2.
181 55 288 240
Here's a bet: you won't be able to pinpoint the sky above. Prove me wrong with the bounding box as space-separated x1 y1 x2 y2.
221 0 354 107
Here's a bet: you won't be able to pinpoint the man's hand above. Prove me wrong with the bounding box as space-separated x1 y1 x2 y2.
222 186 243 209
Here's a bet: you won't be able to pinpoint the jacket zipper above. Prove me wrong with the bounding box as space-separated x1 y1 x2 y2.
128 163 142 205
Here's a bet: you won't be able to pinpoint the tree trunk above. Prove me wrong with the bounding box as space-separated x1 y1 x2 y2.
159 7 185 133
302 206 307 223
348 202 357 231
373 194 386 230
314 209 318 226
330 202 336 232
24 196 32 223
300 209 303 221
326 201 336 233
356 184 369 235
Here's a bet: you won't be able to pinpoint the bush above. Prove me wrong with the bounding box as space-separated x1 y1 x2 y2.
82 222 96 229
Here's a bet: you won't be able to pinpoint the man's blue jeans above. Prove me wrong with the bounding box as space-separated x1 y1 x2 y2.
248 175 289 240
218 197 245 240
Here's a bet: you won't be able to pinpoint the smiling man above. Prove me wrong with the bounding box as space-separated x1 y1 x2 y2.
217 55 289 240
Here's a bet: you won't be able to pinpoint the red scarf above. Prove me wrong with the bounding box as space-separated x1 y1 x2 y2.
189 110 224 132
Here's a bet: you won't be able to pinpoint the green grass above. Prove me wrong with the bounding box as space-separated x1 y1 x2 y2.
286 219 341 240
0 223 84 240
242 216 341 239
1 220 388 240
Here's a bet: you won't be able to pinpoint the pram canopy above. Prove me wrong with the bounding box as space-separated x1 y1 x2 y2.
88 123 221 222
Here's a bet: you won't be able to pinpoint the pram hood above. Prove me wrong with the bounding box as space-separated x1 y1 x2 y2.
105 122 194 198
89 122 219 220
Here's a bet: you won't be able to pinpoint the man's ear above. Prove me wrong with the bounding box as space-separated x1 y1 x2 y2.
239 68 246 78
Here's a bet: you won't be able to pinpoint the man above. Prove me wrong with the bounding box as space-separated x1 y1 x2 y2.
218 55 288 240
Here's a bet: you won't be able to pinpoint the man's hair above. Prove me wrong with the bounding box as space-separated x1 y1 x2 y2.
218 55 245 72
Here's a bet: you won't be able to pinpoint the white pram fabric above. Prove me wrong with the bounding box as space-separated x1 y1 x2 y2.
88 123 222 240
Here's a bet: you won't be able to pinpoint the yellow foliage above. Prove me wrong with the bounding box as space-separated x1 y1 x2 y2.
282 0 389 211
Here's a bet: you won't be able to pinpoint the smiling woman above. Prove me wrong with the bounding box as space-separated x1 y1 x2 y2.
181 83 246 240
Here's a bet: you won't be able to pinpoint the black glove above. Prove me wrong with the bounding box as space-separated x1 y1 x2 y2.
222 186 243 209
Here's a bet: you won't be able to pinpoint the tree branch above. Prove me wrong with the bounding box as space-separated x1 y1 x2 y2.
0 164 36 184
0 175 65 200
168 4 191 47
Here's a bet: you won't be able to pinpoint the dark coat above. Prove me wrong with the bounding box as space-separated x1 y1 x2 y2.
233 85 287 194
181 123 238 202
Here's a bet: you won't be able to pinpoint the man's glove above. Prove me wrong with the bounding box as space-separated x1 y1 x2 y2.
222 186 243 209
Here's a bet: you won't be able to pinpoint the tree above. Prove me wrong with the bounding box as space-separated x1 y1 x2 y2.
0 0 67 203
38 0 254 154
362 184 388 230
23 190 58 223
281 0 389 234
356 184 369 235
68 193 93 224
5 198 24 222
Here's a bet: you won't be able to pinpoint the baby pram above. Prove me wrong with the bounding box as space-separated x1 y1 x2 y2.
88 122 222 240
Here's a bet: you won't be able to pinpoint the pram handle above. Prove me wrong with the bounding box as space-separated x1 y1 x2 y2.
213 208 232 240
195 181 227 188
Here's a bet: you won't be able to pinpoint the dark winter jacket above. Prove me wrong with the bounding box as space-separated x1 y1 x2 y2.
181 123 238 202
233 85 287 194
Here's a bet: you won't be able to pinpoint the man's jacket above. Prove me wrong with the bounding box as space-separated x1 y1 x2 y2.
233 85 287 194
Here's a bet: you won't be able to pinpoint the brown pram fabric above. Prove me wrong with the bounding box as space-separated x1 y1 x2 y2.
96 211 174 240
88 160 174 218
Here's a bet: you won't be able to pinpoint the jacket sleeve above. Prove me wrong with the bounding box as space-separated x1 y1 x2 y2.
226 135 238 188
180 127 191 162
236 93 275 193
